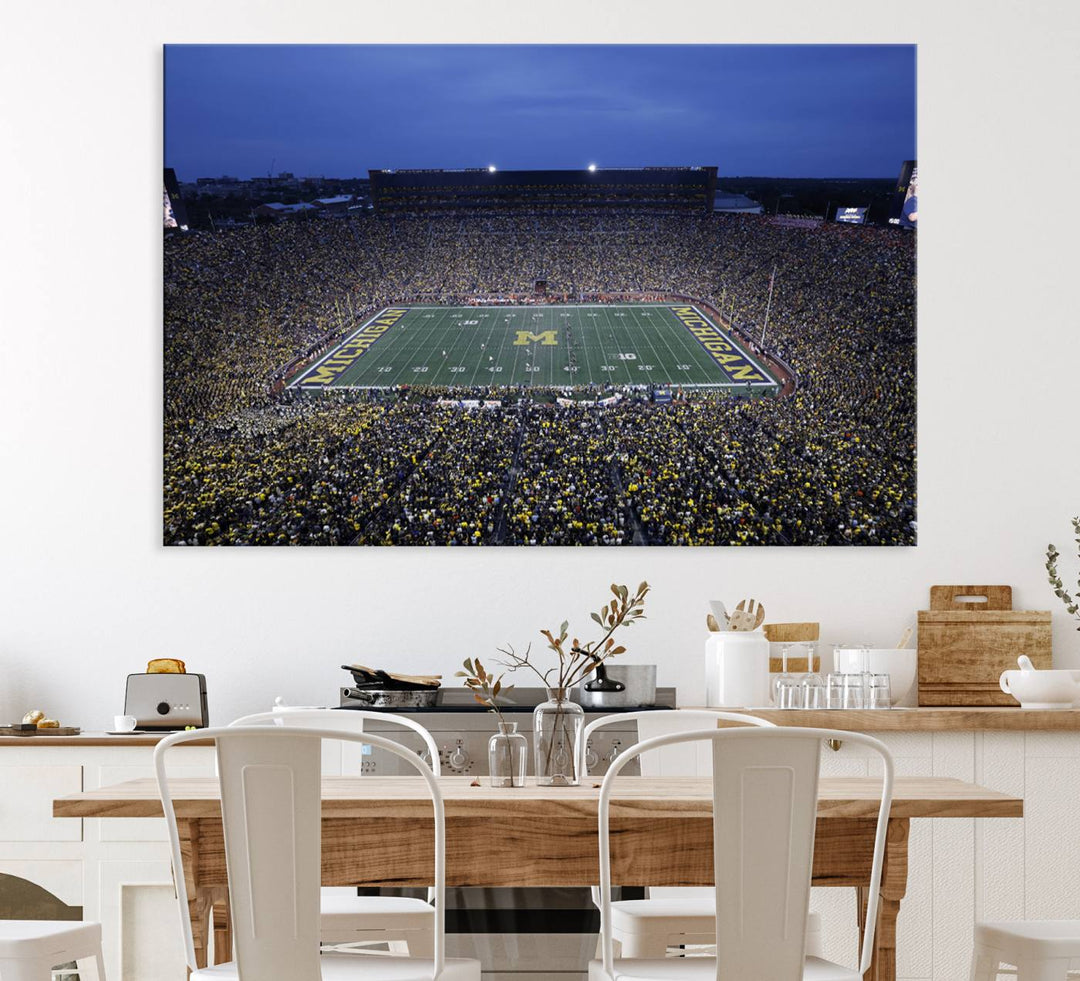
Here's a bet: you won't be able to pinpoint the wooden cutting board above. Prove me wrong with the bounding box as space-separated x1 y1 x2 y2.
917 585 1052 705
764 623 821 672
0 726 81 737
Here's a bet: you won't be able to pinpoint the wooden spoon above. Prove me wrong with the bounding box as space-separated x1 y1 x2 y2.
730 599 766 631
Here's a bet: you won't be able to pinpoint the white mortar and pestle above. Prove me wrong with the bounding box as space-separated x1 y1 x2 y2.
999 655 1080 709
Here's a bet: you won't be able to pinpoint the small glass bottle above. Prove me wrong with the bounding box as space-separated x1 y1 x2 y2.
488 721 528 788
533 687 584 786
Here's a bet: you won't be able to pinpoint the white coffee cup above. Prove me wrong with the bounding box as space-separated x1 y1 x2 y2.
113 715 138 732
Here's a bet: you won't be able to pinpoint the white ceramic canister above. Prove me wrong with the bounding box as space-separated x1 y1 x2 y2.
704 630 771 707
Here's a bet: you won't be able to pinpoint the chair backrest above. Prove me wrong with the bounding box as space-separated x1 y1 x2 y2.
229 708 442 776
578 709 774 779
594 727 893 981
155 725 446 981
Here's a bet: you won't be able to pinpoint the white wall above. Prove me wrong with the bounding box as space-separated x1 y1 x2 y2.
1 0 1078 729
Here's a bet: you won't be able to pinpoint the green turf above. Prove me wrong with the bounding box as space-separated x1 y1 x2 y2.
289 303 779 392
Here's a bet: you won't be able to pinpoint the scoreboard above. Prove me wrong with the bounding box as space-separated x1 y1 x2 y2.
835 206 867 225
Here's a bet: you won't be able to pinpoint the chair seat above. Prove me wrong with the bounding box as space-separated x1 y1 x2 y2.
0 920 101 960
975 920 1080 959
588 955 860 981
192 953 481 980
611 898 822 931
321 895 434 930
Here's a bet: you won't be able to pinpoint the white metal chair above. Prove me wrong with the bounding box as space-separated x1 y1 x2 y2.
0 921 104 981
230 709 438 955
969 921 1080 980
589 726 894 981
579 710 822 959
155 725 480 981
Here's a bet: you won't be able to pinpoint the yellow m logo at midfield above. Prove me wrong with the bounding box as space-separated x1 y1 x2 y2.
513 330 559 346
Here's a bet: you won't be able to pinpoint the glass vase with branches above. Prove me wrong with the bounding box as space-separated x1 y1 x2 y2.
495 581 650 785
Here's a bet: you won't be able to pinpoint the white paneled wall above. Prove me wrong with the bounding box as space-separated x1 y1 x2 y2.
813 729 1080 981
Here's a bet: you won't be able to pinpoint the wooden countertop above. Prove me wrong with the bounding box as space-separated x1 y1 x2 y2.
0 732 211 747
53 774 1023 821
685 706 1080 730
5 706 1080 745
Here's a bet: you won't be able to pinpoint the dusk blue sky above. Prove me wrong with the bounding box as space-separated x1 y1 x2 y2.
164 45 915 181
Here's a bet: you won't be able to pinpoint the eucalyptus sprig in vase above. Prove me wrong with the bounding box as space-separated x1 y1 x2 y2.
1047 516 1080 635
496 581 650 786
457 657 527 788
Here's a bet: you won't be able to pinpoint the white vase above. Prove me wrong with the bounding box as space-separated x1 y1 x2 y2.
704 630 771 707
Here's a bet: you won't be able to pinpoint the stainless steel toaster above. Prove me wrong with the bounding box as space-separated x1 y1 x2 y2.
124 673 208 730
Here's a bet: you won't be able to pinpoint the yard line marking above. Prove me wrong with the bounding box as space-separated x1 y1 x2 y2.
488 314 512 383
645 306 700 385
453 307 486 388
629 306 670 385
599 306 635 386
593 305 615 386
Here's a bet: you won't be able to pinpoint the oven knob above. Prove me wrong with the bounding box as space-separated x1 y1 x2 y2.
156 702 171 716
606 745 621 764
447 746 471 771
585 746 600 770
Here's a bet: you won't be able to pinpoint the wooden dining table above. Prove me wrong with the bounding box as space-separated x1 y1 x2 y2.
54 775 1022 981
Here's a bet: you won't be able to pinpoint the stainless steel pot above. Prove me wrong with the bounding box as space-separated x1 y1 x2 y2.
576 664 657 708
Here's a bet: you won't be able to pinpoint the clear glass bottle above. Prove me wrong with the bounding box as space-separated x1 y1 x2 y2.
533 687 584 786
488 721 528 788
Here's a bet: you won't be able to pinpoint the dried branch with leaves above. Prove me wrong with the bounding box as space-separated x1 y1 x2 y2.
456 657 515 722
495 581 651 690
1047 516 1080 630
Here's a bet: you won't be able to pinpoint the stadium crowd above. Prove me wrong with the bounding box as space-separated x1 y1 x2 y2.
163 211 915 546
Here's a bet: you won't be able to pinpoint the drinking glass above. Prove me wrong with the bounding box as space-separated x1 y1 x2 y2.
800 673 826 709
868 674 893 710
825 673 846 709
775 676 803 709
790 641 818 674
772 645 798 705
841 673 866 709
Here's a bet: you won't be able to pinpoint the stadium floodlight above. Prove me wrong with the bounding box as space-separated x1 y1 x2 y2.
587 163 597 172
488 164 497 173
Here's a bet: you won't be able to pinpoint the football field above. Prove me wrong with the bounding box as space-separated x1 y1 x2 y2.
290 303 780 392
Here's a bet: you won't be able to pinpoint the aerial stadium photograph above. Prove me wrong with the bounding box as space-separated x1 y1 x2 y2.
163 44 916 547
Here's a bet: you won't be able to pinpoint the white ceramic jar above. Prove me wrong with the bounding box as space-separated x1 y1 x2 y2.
704 630 771 707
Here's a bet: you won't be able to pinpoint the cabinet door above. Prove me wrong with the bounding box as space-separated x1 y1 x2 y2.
0 766 82 841
99 860 186 981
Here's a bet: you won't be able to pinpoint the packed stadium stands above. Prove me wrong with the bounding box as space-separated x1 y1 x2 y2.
163 209 915 546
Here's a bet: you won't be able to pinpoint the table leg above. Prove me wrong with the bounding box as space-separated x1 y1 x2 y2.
186 889 211 971
211 887 232 963
177 819 231 970
857 818 909 981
